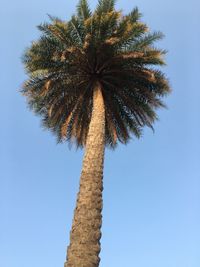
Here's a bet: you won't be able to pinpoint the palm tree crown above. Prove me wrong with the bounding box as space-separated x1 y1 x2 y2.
22 0 170 148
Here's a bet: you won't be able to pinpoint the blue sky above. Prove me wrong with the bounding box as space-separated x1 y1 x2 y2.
0 0 200 266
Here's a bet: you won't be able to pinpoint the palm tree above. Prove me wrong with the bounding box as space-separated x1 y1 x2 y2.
22 0 170 266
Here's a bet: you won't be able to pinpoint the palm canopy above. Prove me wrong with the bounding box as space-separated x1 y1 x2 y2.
22 0 170 148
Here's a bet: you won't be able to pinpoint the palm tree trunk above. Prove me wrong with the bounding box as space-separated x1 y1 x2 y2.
64 82 105 267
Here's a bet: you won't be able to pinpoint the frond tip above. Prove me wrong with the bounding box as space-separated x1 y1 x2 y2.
96 0 116 15
77 0 92 20
22 0 171 149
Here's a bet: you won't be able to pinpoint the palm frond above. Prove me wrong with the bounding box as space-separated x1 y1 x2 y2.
130 31 164 51
96 0 116 15
126 7 142 23
77 0 92 20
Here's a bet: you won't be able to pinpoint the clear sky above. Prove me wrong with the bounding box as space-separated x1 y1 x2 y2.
0 0 200 266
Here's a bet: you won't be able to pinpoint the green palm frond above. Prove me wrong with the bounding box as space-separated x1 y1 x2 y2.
96 0 116 15
77 0 92 20
130 31 164 50
126 7 142 23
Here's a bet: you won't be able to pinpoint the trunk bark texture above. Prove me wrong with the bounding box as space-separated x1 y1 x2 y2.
65 83 105 267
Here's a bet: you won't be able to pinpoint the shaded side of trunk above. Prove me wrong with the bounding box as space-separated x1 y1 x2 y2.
65 82 105 267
